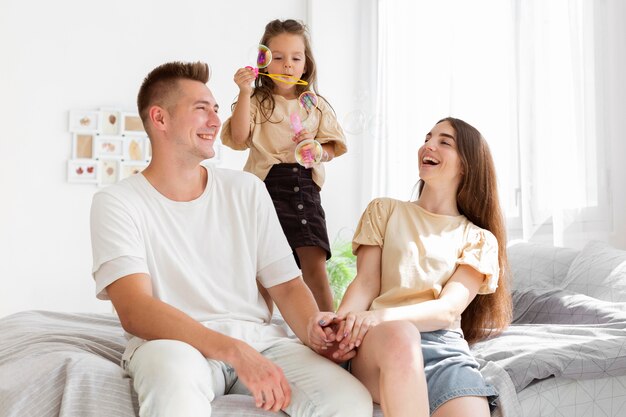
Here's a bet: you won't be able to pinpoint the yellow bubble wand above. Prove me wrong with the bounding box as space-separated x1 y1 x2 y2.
245 44 308 86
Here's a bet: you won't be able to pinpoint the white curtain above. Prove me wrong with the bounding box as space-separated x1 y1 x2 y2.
515 0 610 247
369 0 612 247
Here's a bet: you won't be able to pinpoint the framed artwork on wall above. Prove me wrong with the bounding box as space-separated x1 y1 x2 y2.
67 160 98 184
69 110 101 133
98 159 119 186
120 112 145 135
119 161 148 180
68 106 211 187
100 109 121 135
123 136 149 161
94 135 124 159
71 133 96 159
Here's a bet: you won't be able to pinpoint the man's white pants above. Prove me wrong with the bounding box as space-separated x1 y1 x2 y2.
127 339 373 417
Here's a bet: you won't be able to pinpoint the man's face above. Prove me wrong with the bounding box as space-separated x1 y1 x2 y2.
166 79 221 161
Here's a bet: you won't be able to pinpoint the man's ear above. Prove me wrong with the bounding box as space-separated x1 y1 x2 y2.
148 106 167 132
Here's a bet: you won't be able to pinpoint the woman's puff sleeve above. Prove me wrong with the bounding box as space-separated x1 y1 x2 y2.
457 226 500 294
352 198 395 254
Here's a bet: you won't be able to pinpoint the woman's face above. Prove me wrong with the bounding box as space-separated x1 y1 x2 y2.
418 121 463 186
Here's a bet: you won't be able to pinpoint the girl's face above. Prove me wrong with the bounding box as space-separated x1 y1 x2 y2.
265 33 307 98
418 121 463 186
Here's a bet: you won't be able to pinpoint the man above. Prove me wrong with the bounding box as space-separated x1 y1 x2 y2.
90 61 371 417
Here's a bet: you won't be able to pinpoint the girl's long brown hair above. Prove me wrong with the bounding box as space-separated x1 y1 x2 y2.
231 19 324 124
419 117 512 344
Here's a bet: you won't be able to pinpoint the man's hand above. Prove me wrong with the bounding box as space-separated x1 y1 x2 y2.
228 341 291 412
307 314 358 363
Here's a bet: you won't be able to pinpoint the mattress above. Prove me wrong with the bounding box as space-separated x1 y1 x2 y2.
517 375 626 417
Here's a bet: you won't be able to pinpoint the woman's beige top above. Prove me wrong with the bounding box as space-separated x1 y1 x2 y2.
353 198 499 324
221 94 347 188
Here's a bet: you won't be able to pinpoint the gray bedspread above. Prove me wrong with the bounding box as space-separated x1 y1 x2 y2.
472 288 626 392
0 311 288 417
2 289 625 417
0 310 383 417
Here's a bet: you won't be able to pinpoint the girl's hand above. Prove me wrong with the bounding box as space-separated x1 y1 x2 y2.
234 67 256 95
292 129 315 144
335 311 379 352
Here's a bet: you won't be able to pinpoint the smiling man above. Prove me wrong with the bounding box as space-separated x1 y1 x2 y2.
89 61 371 417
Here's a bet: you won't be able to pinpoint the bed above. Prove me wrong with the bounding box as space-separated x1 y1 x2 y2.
1 240 625 417
474 240 626 417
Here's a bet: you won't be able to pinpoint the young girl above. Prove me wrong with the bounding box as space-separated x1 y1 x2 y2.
332 118 512 417
221 19 346 312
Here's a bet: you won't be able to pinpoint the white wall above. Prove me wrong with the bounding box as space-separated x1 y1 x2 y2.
0 0 363 317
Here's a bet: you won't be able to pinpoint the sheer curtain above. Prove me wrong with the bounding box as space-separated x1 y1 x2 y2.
515 0 610 247
369 0 611 247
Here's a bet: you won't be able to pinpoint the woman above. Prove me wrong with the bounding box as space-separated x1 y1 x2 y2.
334 117 512 417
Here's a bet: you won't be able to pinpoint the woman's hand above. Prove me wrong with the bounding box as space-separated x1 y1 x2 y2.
335 310 379 353
233 67 256 95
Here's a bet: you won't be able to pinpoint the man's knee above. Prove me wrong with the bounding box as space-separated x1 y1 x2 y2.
329 379 374 417
130 339 210 385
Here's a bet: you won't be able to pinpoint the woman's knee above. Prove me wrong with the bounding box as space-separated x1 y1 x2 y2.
366 321 422 365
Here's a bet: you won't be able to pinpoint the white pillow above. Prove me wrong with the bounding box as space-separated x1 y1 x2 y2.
507 242 579 292
563 240 626 302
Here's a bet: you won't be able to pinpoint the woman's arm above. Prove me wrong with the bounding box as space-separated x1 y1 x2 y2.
337 264 485 352
378 264 485 331
333 245 381 349
336 245 382 315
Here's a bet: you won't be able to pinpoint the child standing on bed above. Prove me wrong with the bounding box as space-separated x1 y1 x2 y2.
221 19 346 311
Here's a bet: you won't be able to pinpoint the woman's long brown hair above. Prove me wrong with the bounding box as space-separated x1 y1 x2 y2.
419 117 513 344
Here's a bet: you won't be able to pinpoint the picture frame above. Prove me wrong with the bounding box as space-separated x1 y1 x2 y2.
120 112 145 135
99 108 121 135
123 136 149 161
69 110 101 133
71 133 96 159
67 159 98 184
98 159 119 186
94 135 124 159
119 161 148 180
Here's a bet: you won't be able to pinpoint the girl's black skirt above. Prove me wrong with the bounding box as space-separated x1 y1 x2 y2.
264 163 331 267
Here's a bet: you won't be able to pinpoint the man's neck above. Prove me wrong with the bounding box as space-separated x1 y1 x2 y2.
142 159 208 202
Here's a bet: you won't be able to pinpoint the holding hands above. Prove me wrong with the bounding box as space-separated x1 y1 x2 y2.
307 311 379 361
333 311 379 358
306 313 359 363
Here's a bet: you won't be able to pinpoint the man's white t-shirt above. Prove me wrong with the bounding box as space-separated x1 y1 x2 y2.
90 163 301 358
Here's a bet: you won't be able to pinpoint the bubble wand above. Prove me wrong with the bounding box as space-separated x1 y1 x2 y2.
292 91 323 168
245 44 308 86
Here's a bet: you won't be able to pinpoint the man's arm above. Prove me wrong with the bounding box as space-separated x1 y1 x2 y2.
107 273 291 412
266 277 345 357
